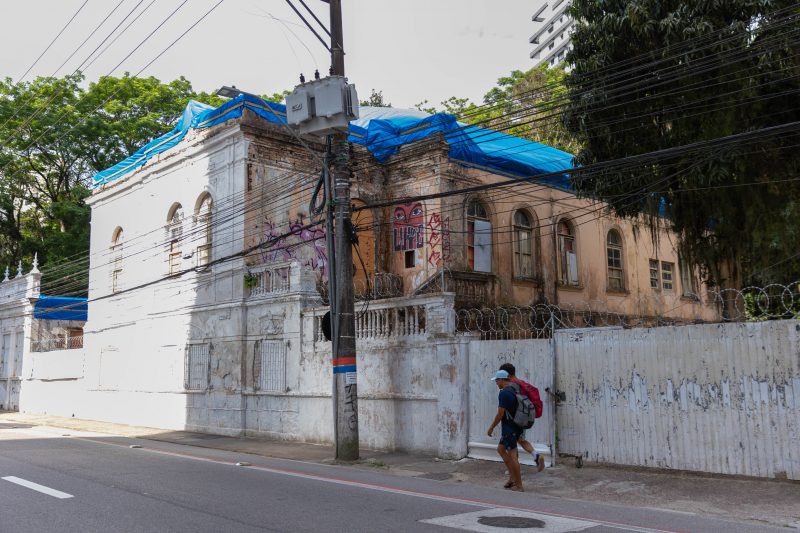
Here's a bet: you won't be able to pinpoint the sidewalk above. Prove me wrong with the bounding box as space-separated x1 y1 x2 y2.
2 411 798 529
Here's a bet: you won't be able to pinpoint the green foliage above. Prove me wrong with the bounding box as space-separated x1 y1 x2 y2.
360 89 391 108
415 66 580 154
564 0 800 286
0 74 227 293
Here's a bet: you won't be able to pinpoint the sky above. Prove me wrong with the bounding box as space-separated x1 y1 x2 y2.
0 0 536 110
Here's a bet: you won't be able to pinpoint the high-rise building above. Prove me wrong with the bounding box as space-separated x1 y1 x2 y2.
530 1 574 68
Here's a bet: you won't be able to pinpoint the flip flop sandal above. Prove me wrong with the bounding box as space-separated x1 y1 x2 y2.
503 480 515 489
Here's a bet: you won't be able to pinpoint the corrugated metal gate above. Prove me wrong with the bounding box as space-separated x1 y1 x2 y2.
467 339 555 466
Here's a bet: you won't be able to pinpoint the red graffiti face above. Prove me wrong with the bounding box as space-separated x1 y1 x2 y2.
393 202 425 251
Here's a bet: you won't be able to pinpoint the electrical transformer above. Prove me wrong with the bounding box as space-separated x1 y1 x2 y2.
285 75 359 137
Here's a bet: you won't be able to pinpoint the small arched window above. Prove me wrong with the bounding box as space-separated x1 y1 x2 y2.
557 218 578 285
110 227 124 293
467 199 491 272
167 204 183 275
195 194 213 267
513 210 534 278
606 229 624 291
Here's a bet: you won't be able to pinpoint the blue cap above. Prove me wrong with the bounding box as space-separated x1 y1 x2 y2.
492 370 510 381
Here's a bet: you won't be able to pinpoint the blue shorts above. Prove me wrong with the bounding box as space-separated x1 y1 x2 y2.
499 426 523 451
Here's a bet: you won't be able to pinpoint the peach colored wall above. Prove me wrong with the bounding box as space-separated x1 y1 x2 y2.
240 124 718 322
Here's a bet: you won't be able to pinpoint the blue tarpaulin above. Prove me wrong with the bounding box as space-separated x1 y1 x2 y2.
92 95 575 189
34 296 88 321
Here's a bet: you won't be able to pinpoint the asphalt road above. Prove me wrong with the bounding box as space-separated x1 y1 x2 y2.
0 424 786 533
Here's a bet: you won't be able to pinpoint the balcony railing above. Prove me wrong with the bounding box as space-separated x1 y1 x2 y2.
31 335 83 352
247 262 292 297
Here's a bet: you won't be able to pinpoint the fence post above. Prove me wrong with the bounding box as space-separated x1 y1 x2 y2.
549 313 558 467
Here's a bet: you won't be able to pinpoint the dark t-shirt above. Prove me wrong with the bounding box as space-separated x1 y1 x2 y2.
498 386 519 434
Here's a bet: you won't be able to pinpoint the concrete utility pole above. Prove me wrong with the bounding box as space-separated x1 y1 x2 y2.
328 0 359 460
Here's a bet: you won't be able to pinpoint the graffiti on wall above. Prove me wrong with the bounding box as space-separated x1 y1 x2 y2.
425 212 451 267
262 220 328 276
393 202 424 251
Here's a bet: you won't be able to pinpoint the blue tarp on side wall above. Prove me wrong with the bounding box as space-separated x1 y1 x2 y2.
33 296 88 321
92 94 575 189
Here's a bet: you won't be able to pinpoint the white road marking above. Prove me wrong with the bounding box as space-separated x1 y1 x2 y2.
422 507 597 532
2 476 74 499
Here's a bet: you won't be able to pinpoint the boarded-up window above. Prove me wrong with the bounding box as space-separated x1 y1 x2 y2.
0 334 9 377
185 344 210 390
256 340 286 392
14 331 23 376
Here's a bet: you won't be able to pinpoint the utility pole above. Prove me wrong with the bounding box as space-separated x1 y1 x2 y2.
328 0 359 460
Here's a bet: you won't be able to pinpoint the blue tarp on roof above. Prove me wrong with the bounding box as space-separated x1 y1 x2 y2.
33 296 88 321
92 95 575 189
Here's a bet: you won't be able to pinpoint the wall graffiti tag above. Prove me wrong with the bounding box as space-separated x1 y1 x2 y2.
393 202 424 251
262 220 328 276
426 212 450 267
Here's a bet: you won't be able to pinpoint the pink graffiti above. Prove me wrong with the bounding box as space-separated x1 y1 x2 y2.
427 212 443 267
262 219 328 277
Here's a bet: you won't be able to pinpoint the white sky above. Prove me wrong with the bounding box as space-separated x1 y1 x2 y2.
0 0 535 110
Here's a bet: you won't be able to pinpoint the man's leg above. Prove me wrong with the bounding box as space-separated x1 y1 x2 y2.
496 443 515 485
508 447 523 491
518 433 545 472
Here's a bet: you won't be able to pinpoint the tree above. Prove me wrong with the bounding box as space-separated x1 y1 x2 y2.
360 89 391 108
415 66 580 154
564 0 800 286
0 74 227 292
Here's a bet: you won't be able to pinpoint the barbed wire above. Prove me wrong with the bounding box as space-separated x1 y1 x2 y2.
453 282 800 340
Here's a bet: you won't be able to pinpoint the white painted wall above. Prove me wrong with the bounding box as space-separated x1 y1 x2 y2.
0 271 38 410
556 321 800 479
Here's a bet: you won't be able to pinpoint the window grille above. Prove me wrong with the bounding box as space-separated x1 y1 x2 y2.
661 262 674 291
606 230 624 291
257 340 286 392
185 344 210 390
649 259 660 289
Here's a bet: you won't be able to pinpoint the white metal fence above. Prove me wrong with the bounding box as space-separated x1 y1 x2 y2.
556 320 800 480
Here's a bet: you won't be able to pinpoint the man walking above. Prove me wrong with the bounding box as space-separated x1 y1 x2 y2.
487 370 524 492
500 362 545 472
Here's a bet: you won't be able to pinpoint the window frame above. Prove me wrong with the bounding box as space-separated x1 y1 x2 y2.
167 204 184 275
110 227 124 293
679 258 698 298
466 199 491 272
512 210 535 279
661 261 675 291
195 194 213 268
557 218 578 286
606 229 625 292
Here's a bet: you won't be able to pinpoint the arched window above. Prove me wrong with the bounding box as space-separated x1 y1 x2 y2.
513 210 534 278
557 218 578 285
467 199 491 272
167 204 183 275
606 229 624 291
195 194 213 267
110 227 123 293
